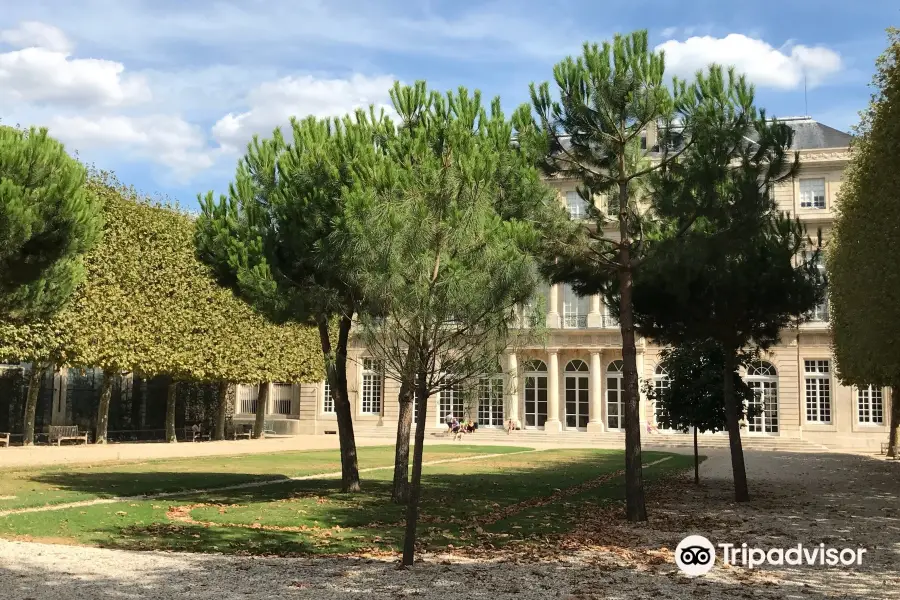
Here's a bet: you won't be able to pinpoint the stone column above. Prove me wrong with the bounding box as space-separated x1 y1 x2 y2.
506 352 520 429
547 284 560 329
587 295 602 328
545 350 562 432
587 350 604 432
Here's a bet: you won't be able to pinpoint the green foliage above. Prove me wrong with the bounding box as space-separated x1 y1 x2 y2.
197 109 395 325
829 28 900 388
0 126 104 322
644 341 756 434
630 71 823 352
350 83 557 393
1 174 322 383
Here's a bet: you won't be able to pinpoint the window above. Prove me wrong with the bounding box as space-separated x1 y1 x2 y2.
439 382 464 423
477 376 504 426
799 178 826 209
520 283 548 328
804 360 831 423
802 251 829 322
746 361 779 433
565 191 590 220
652 365 670 427
322 380 334 413
602 302 618 328
857 385 884 425
361 359 383 414
272 383 292 415
238 384 259 414
563 284 589 329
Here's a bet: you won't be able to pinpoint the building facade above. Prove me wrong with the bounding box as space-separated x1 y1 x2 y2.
230 117 889 451
2 118 888 450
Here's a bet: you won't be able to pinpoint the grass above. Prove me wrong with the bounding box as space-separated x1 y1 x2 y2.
0 445 696 556
0 444 522 511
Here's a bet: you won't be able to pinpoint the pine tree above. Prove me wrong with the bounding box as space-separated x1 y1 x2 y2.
0 126 103 322
829 28 900 456
630 67 823 501
196 112 396 492
346 83 554 566
515 30 709 521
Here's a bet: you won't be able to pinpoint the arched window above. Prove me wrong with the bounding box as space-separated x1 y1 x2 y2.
652 364 670 427
745 361 778 434
524 359 547 372
523 359 548 427
565 359 589 372
564 359 589 429
606 360 624 429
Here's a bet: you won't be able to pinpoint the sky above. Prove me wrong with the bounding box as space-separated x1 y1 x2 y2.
0 0 896 209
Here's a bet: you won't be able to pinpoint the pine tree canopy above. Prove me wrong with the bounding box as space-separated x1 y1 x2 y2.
347 82 560 391
629 74 824 352
0 126 104 322
829 28 900 388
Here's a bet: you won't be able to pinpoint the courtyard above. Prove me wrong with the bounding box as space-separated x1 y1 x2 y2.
0 441 897 599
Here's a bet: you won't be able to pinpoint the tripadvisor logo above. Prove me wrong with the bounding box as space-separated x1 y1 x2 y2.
674 535 868 577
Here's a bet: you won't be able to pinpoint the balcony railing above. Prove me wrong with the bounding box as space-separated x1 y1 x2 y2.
602 314 619 328
563 314 588 329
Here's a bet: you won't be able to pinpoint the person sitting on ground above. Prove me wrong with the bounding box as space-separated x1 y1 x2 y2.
465 420 476 433
451 417 466 441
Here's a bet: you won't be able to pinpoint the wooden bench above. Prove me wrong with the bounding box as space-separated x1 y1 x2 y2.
49 425 88 446
0 432 9 447
233 424 253 440
185 425 210 442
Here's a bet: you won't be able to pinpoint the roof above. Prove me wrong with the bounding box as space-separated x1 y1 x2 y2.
774 116 853 150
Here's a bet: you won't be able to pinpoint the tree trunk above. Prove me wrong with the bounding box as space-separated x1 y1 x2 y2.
214 381 228 440
253 383 268 439
22 363 44 446
318 314 361 493
392 345 418 504
165 380 178 443
95 368 115 444
402 370 429 566
693 426 700 485
393 379 414 504
722 349 749 501
616 180 647 522
888 389 900 458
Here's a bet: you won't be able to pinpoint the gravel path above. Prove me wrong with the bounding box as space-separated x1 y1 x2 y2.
1 450 898 600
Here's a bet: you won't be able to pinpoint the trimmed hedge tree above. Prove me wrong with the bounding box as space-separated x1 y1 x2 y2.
829 28 900 456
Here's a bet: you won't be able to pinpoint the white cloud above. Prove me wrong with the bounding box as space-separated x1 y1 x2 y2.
48 115 216 181
656 34 842 89
660 27 678 38
212 73 397 153
0 20 71 53
0 22 150 108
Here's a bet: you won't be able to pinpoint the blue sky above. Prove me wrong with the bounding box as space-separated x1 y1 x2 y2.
0 0 896 209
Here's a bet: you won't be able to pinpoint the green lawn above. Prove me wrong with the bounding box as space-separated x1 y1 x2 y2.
0 445 696 556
